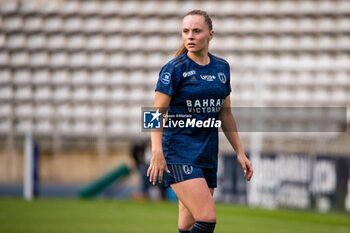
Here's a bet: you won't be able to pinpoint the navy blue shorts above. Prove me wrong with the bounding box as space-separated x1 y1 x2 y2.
163 164 217 188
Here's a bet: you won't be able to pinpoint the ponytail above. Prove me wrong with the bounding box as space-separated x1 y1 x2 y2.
174 10 213 57
175 44 188 57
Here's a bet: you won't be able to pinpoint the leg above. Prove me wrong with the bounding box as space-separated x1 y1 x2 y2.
172 178 216 233
178 199 195 231
178 188 215 231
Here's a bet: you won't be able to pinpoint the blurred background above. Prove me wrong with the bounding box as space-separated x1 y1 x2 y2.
0 0 350 214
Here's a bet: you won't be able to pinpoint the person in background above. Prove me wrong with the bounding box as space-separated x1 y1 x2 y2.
132 140 165 200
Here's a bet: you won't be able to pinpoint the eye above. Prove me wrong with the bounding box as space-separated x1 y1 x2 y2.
183 29 189 33
193 29 201 33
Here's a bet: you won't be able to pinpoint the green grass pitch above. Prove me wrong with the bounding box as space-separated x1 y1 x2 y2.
0 198 349 233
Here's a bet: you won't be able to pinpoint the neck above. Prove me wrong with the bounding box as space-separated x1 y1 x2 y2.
187 49 210 66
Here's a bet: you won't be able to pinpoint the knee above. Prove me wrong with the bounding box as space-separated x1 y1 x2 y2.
178 221 194 231
194 211 216 223
178 216 195 230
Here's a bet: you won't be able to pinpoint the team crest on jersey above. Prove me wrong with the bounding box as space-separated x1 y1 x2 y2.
218 73 226 84
160 72 171 85
182 165 193 175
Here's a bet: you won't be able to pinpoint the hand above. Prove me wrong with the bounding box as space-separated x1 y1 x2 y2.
147 150 170 185
237 153 253 181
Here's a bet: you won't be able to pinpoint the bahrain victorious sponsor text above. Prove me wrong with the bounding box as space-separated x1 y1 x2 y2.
186 98 225 113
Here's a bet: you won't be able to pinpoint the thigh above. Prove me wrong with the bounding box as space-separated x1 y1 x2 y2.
171 178 216 221
178 187 215 218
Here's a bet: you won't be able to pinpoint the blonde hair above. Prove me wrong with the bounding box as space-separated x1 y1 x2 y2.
175 10 213 57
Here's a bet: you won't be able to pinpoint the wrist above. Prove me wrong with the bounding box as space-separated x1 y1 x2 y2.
152 148 163 156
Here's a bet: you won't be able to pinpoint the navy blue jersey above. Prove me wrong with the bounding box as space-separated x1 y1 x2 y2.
155 53 231 169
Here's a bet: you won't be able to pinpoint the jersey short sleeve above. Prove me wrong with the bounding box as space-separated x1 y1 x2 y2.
155 63 177 96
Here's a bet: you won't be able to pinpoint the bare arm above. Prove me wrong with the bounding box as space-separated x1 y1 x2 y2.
147 91 171 184
219 95 253 181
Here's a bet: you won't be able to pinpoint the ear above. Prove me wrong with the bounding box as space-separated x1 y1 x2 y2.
209 30 214 41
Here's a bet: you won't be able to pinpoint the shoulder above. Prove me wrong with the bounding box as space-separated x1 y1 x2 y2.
162 54 188 70
168 54 188 67
210 54 230 67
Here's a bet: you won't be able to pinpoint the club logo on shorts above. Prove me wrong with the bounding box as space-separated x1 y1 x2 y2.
160 72 171 85
182 165 193 175
218 73 226 84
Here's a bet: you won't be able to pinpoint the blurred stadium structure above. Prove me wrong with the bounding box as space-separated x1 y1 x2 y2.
0 0 349 212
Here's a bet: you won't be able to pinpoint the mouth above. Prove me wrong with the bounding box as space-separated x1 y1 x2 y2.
187 43 196 47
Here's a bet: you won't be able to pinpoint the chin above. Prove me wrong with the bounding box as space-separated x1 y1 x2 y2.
187 48 199 52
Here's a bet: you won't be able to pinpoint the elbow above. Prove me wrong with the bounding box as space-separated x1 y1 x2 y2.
219 110 232 121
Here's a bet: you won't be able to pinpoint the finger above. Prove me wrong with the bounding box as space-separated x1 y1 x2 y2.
241 163 247 178
248 167 253 181
149 168 154 183
247 172 253 181
165 165 170 173
147 165 152 177
149 167 153 182
152 167 158 185
149 166 156 183
158 169 164 184
248 170 253 181
246 163 253 181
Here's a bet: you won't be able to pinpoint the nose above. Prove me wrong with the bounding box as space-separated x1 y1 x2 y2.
188 31 194 40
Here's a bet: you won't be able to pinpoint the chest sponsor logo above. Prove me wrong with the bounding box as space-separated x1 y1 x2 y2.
183 70 196 77
200 75 216 81
160 72 171 85
218 72 227 84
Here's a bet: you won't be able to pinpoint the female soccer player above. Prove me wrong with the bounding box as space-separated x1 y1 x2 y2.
147 10 253 233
